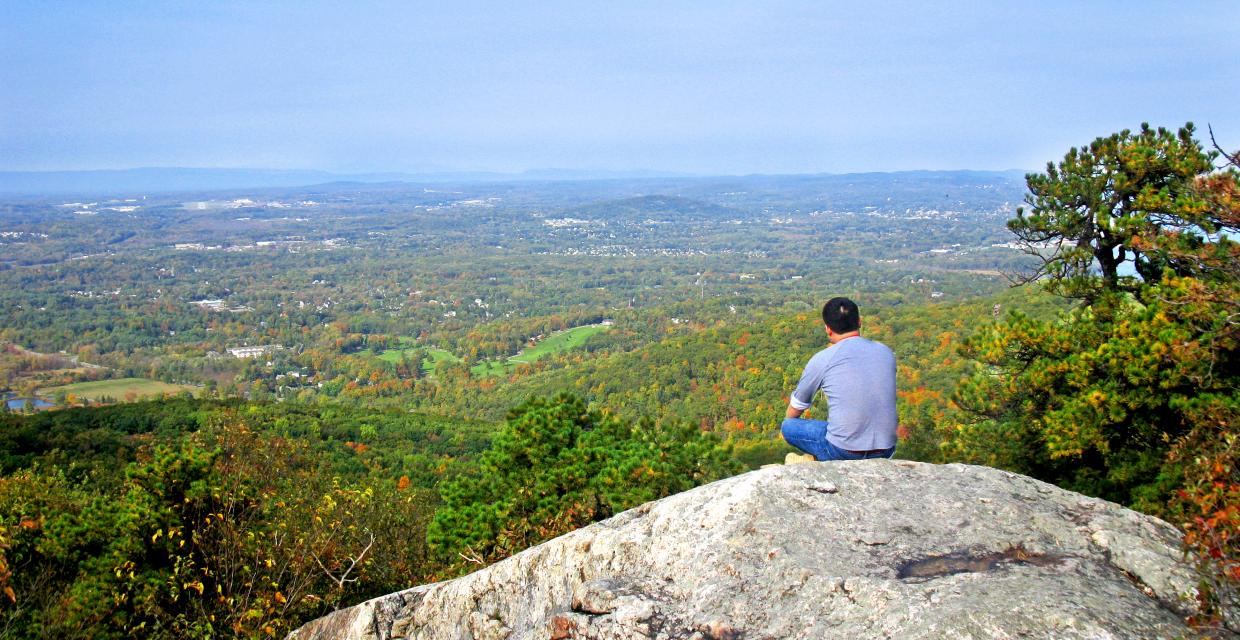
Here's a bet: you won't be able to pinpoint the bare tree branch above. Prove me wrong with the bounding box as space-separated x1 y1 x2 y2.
457 547 484 565
311 532 377 589
1208 124 1239 168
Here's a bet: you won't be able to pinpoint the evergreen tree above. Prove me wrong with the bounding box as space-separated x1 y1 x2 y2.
951 125 1238 626
1009 123 1222 302
426 394 738 572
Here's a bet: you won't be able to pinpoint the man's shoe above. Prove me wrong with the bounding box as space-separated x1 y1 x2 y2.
785 452 817 465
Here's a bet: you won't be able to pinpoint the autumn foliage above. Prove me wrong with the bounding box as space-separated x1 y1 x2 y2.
0 401 454 638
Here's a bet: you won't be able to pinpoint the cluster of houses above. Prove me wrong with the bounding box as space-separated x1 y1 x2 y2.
225 345 282 359
173 238 344 253
191 299 254 313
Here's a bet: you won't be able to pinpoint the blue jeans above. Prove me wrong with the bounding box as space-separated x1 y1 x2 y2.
781 418 896 461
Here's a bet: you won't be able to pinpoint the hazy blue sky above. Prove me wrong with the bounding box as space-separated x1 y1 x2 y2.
2 1 1237 174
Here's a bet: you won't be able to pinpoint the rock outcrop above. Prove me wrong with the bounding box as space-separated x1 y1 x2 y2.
290 460 1203 639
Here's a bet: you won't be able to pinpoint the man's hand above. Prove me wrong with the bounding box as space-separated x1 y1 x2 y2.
786 404 805 419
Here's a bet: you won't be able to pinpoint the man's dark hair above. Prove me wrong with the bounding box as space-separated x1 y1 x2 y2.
822 297 860 334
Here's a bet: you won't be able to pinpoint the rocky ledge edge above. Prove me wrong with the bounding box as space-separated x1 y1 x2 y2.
290 460 1206 640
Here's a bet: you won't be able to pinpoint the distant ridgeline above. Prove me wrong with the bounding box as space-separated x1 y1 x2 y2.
0 167 1027 197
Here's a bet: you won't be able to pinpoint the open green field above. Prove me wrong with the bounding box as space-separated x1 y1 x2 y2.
378 345 474 374
377 340 460 366
469 360 510 376
39 378 197 402
423 348 462 373
377 339 418 364
433 348 507 377
379 324 611 378
510 324 609 364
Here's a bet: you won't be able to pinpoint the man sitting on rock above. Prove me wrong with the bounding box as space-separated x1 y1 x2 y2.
781 297 898 461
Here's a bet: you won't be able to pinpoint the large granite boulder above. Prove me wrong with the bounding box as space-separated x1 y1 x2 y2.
290 460 1204 639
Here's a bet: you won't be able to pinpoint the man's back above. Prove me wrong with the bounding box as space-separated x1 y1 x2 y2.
790 336 897 451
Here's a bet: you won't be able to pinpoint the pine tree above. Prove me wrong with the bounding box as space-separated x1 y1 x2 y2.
951 124 1238 625
1009 123 1222 302
426 394 737 573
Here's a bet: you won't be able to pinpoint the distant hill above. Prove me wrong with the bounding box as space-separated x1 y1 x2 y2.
0 167 694 196
563 194 744 220
0 168 342 196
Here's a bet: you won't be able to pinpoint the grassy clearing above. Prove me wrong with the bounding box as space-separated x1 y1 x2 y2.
469 360 510 377
474 324 612 377
377 345 470 374
376 336 417 363
377 348 413 364
423 348 462 374
510 324 609 364
40 378 196 401
379 324 612 378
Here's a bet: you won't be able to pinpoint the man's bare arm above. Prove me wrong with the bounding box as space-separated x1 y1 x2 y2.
786 404 805 419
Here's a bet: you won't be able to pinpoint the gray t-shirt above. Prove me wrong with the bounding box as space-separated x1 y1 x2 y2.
790 336 897 451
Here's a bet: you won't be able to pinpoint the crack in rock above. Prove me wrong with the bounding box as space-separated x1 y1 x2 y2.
897 545 1065 581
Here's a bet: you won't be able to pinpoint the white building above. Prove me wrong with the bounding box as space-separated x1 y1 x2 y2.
227 345 282 359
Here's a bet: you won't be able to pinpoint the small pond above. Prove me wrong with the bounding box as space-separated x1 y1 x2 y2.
5 397 54 411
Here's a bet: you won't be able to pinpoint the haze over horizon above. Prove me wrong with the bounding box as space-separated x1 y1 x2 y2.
3 1 1238 176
